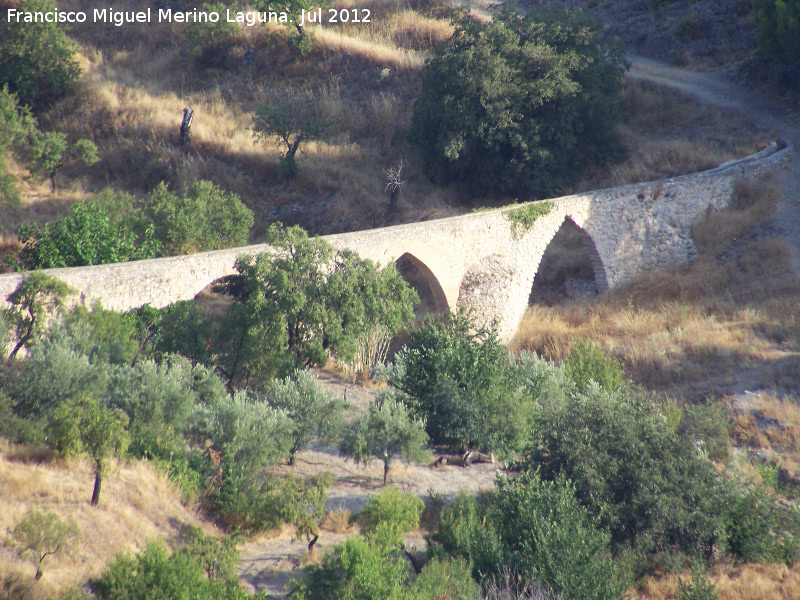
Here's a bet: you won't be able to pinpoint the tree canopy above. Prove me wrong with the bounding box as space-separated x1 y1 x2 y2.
410 7 627 199
0 0 82 111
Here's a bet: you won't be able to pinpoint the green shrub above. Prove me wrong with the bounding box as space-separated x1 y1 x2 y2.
677 403 731 462
410 558 478 600
410 7 626 198
143 180 253 255
432 475 625 600
564 340 623 392
504 202 554 240
752 0 800 66
0 0 81 110
290 534 408 600
492 472 625 600
523 386 725 563
676 569 718 600
723 481 800 564
91 539 258 600
359 487 425 545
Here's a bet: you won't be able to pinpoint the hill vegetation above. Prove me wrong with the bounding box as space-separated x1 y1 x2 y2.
1 1 799 600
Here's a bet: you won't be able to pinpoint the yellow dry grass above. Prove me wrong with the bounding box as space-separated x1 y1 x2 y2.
511 174 800 393
631 563 800 600
0 441 212 599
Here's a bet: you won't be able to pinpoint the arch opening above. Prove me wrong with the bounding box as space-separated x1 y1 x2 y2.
395 253 449 317
194 275 241 318
529 217 608 306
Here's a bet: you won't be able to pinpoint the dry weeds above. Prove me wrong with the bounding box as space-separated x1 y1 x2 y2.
0 440 212 598
631 562 800 600
512 174 800 396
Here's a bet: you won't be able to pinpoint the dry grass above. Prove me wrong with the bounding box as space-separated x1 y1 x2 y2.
1 0 772 261
319 509 356 533
631 562 800 600
0 441 212 599
512 174 800 396
575 79 770 192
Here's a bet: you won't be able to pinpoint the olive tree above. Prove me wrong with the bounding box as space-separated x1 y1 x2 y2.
5 272 74 362
253 92 331 177
9 509 79 581
340 394 428 486
48 394 130 506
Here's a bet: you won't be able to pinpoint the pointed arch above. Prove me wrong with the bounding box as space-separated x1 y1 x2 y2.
394 252 449 315
563 217 609 292
529 216 609 304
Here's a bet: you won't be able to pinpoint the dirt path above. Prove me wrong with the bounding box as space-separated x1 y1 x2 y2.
237 370 501 598
627 56 800 274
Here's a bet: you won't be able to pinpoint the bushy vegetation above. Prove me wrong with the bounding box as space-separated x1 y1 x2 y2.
92 530 260 600
0 86 97 207
411 7 626 199
752 0 800 65
15 182 253 269
0 0 81 111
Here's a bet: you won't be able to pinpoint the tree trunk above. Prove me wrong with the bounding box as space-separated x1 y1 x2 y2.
388 186 400 214
383 460 390 486
295 21 305 37
307 533 319 553
91 465 103 506
50 171 57 193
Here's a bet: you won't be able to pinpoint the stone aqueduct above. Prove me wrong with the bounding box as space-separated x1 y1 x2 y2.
0 142 791 340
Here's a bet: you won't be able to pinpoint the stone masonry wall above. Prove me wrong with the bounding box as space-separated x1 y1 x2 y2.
0 141 792 341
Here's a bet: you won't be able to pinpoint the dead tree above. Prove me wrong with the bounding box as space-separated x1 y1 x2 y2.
180 107 194 146
384 160 405 214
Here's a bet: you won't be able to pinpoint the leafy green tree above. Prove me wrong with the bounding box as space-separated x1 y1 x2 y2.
48 394 130 506
0 85 37 205
522 385 725 562
142 180 253 255
27 132 98 192
215 292 290 391
9 509 79 581
263 370 346 464
390 310 529 454
4 271 74 361
752 0 800 66
17 197 158 269
236 226 332 366
91 539 259 600
340 394 429 485
253 93 331 177
410 7 626 198
0 0 82 110
185 2 239 67
563 340 624 392
325 251 417 375
156 300 215 366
